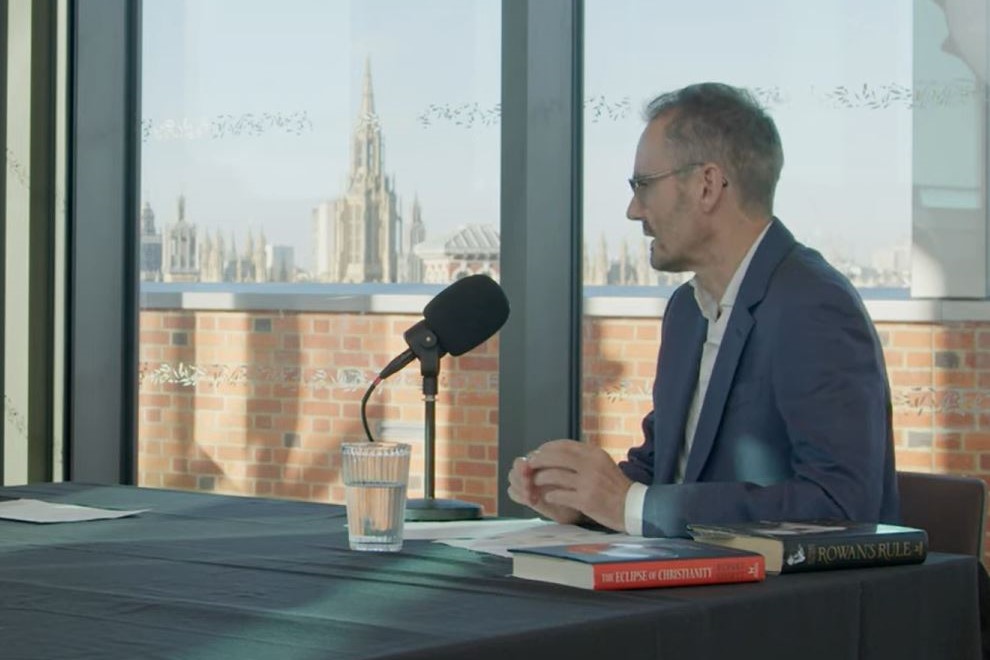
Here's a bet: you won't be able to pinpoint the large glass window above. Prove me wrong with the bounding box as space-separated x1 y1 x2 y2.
581 0 917 462
138 0 501 510
583 0 913 296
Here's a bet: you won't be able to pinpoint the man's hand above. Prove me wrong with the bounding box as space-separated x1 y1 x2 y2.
508 440 633 532
507 454 582 524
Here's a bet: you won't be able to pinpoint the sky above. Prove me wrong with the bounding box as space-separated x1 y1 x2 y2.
140 0 972 272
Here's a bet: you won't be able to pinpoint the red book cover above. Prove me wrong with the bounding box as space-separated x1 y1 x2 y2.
510 538 765 590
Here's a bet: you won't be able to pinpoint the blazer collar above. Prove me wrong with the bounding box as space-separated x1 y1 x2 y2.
733 218 796 312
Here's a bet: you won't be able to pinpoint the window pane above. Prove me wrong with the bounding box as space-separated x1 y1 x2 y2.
139 0 501 510
581 0 915 462
583 0 912 295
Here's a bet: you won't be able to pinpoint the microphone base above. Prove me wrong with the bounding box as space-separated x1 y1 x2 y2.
404 497 483 522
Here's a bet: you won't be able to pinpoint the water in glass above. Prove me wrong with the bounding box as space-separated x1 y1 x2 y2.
345 480 407 551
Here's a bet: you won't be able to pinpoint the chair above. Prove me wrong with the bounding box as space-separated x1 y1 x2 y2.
899 472 990 659
897 471 987 557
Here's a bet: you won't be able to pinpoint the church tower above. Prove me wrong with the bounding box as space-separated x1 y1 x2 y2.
330 57 402 283
139 201 163 282
402 195 426 283
201 229 226 282
254 229 268 283
162 195 200 282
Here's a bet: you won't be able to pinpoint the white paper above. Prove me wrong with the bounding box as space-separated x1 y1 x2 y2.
403 517 551 540
0 498 148 523
435 521 645 558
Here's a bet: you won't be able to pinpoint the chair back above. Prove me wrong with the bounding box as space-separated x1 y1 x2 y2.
897 471 987 557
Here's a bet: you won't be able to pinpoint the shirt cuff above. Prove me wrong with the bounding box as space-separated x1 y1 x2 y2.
624 481 648 536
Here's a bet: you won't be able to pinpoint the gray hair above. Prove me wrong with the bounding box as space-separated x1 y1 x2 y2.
644 83 783 214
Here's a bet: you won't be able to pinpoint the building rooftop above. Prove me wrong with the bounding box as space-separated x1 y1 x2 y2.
415 223 499 257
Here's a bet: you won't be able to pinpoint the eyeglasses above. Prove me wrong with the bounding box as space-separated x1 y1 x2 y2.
627 162 704 195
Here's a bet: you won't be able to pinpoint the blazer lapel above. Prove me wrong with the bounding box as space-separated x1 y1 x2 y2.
653 299 706 484
681 219 797 483
681 310 754 482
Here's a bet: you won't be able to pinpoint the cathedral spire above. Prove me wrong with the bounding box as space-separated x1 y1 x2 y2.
361 55 375 119
332 57 399 284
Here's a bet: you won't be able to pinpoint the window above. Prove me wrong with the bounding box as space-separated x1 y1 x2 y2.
581 0 924 464
138 0 502 510
583 0 914 296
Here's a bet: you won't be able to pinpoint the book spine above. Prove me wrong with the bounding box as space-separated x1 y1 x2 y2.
592 556 765 590
779 532 927 573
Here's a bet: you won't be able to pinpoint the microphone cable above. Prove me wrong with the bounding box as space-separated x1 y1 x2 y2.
360 375 382 442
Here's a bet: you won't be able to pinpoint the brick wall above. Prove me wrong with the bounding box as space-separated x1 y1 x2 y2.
138 310 990 561
138 311 500 510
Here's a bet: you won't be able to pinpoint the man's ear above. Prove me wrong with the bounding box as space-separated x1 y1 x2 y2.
698 163 727 212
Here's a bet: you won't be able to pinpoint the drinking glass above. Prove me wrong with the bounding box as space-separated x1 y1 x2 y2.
340 442 411 552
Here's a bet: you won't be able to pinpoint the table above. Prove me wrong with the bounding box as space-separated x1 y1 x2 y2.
0 483 980 659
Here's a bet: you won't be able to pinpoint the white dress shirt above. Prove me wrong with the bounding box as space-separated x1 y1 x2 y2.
624 222 773 536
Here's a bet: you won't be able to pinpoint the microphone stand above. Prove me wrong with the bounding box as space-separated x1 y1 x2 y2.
402 323 482 522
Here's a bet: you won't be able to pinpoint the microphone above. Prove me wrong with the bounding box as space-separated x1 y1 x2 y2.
360 274 510 522
378 274 510 380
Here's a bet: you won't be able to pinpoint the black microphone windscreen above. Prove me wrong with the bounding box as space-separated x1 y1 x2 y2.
422 275 510 356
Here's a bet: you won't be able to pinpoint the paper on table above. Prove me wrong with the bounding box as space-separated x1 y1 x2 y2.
0 499 148 523
437 522 645 558
403 518 550 540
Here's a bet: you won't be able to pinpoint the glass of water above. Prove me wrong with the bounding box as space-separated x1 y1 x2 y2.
340 441 411 552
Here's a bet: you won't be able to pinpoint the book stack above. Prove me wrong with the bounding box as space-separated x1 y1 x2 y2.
688 520 928 574
509 538 765 590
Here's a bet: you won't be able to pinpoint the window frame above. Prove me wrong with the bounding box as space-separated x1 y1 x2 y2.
66 0 141 483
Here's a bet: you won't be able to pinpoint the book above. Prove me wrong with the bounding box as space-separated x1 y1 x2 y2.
688 520 928 574
509 538 765 590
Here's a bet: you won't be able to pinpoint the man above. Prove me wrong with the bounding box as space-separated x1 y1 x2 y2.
508 82 899 537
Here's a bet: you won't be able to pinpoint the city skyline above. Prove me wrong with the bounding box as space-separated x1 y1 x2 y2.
140 187 910 289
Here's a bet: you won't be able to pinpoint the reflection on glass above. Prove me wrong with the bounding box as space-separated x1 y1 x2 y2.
911 0 988 297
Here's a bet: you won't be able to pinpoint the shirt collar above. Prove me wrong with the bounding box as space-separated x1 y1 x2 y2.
690 220 773 322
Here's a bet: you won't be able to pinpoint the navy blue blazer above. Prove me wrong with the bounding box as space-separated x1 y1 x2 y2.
619 219 899 537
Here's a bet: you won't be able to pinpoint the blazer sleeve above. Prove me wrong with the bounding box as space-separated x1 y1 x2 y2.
618 294 678 487
619 411 656 485
639 277 892 537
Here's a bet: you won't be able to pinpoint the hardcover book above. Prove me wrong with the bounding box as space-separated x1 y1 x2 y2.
688 520 928 574
509 538 765 590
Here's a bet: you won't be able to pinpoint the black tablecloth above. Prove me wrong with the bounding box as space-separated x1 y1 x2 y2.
0 483 980 660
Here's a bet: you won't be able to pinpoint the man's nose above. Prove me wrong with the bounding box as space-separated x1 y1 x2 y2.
626 195 642 221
